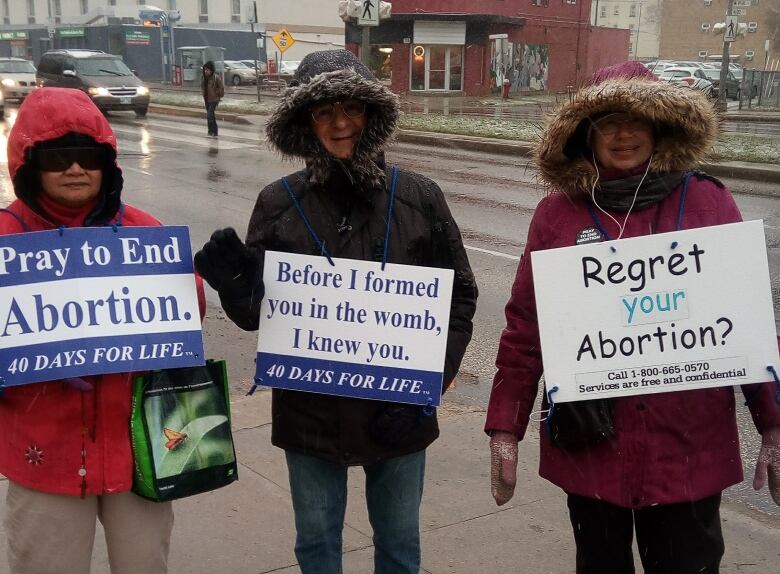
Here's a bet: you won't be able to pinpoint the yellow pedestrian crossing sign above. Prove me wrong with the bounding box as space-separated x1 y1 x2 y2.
272 28 295 53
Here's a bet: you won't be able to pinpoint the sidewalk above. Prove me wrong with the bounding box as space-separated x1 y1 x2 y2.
2 390 778 573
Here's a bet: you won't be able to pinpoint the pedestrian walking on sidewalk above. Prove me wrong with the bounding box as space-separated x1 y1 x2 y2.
0 88 206 574
194 49 477 573
201 60 224 137
486 61 780 574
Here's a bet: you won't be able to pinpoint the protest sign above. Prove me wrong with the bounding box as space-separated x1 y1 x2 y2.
0 226 204 387
532 220 779 402
255 252 454 406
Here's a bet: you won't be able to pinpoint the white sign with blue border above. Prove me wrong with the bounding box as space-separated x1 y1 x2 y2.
255 252 454 406
0 226 204 387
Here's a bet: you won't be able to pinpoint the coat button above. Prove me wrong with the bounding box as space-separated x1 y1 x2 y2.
636 403 646 411
342 452 352 461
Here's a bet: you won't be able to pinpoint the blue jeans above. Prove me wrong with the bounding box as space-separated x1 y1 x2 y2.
205 101 218 135
286 450 426 574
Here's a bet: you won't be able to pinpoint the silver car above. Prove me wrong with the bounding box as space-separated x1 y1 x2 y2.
658 67 714 98
224 61 257 86
0 57 37 101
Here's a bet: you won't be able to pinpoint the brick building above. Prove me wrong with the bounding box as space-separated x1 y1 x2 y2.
344 0 630 96
658 0 779 67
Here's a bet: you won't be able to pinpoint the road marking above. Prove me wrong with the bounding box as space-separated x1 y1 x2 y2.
111 125 254 150
464 244 520 261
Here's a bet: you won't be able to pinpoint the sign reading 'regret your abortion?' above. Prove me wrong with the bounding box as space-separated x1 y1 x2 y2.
532 220 779 403
0 226 204 387
255 252 454 406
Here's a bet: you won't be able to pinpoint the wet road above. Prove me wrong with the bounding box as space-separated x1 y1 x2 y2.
0 109 778 516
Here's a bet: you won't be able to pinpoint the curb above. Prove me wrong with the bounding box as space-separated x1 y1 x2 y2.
147 105 780 187
396 130 780 188
723 113 780 123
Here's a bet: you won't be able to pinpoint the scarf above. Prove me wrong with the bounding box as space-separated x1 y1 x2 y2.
593 171 685 212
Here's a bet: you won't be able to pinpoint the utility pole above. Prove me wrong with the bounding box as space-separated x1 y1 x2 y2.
593 0 599 26
250 0 260 102
634 3 643 60
719 0 735 109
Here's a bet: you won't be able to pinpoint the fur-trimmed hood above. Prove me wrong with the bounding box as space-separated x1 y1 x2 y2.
265 49 399 191
536 78 719 196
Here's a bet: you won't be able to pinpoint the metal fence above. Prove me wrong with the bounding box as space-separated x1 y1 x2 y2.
739 70 780 110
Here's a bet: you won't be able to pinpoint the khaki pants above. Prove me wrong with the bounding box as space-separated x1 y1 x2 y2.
4 481 173 574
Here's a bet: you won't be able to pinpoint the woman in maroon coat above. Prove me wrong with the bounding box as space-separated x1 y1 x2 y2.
485 62 780 573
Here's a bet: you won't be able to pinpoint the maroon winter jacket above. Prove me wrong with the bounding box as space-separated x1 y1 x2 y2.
485 76 780 509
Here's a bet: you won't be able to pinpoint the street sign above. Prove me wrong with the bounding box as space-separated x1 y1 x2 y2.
358 0 379 26
59 27 85 38
272 28 295 54
724 15 738 42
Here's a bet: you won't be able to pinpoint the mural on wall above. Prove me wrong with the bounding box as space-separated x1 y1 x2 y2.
490 40 549 93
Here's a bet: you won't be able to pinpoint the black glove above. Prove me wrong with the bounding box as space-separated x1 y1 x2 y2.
369 403 425 447
194 228 264 304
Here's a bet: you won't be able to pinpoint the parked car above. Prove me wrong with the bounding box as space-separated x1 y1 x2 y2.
278 60 300 75
0 57 37 102
700 67 741 99
36 49 150 117
643 61 675 75
658 67 714 97
224 60 257 86
239 59 268 74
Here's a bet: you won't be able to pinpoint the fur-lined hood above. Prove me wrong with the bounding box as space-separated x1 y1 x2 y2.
266 50 399 190
536 78 719 196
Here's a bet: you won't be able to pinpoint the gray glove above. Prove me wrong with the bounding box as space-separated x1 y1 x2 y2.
753 426 780 506
490 430 518 506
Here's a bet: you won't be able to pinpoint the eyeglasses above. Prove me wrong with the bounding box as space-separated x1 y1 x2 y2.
35 147 106 172
592 113 651 137
310 100 367 124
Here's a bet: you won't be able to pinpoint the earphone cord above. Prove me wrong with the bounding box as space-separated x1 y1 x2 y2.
590 151 654 240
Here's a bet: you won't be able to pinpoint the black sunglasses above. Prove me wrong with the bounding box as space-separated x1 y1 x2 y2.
35 147 107 172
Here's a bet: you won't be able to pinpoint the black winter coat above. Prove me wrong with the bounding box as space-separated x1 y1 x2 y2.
223 166 477 465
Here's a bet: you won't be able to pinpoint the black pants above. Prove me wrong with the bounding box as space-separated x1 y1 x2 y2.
566 493 724 574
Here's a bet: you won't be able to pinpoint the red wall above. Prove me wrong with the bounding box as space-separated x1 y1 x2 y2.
583 27 631 84
390 0 591 20
348 0 630 95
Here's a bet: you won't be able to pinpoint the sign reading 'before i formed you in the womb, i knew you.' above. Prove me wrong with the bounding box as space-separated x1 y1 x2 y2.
255 251 454 406
0 226 204 387
532 220 780 403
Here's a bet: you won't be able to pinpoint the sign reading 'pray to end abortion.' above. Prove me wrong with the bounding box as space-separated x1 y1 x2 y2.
532 220 780 403
255 252 454 406
0 226 204 387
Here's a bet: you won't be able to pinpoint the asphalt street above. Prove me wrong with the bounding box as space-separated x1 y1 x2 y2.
0 108 778 519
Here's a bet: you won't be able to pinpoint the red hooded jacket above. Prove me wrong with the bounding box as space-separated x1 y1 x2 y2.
0 88 206 496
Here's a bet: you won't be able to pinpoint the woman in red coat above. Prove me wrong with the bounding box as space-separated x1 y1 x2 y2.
485 62 780 573
0 88 205 574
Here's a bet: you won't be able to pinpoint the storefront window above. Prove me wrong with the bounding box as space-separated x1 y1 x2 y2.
449 46 463 90
410 45 463 92
368 45 393 84
411 45 425 90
